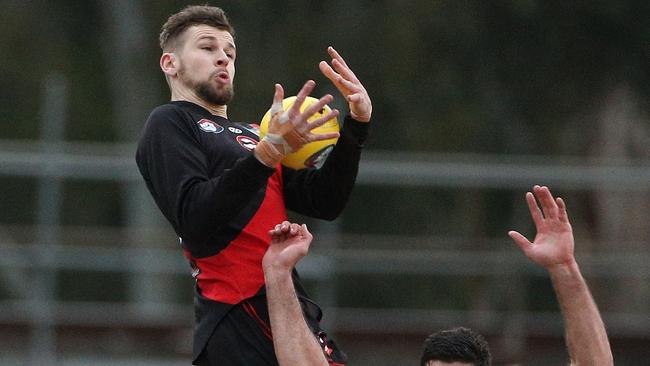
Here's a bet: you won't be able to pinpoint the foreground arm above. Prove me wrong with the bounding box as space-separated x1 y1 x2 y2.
509 185 613 366
263 222 328 366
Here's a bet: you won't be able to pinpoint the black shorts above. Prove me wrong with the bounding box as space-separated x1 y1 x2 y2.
194 295 347 366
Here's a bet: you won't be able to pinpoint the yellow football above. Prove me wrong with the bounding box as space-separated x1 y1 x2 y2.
259 96 339 169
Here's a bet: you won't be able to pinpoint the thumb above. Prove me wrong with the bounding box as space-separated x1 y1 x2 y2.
271 83 284 114
508 230 532 254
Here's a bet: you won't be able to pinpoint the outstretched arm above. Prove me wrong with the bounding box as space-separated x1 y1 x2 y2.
263 222 329 366
281 47 373 220
508 185 613 366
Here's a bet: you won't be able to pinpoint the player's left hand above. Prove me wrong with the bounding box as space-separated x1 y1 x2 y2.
319 46 372 123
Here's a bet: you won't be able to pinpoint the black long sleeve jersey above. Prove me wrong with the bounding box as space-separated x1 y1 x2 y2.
135 101 368 359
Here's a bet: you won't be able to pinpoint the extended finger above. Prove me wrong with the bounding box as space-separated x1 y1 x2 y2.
319 62 349 94
308 131 340 143
556 197 569 223
302 94 334 119
327 46 349 69
331 58 360 83
304 109 339 133
291 80 317 116
525 191 544 226
319 61 340 83
268 83 283 113
536 186 558 219
508 230 534 255
337 77 362 93
322 59 359 91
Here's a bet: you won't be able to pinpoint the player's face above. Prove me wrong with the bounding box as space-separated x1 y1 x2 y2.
177 25 236 106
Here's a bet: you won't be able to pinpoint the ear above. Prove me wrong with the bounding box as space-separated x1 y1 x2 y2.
160 52 178 77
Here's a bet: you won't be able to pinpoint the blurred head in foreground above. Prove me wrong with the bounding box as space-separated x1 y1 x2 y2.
420 327 492 366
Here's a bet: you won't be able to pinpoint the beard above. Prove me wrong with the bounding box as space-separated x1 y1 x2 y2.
179 67 234 106
195 76 234 105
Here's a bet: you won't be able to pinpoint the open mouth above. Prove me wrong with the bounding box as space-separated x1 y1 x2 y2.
216 71 229 82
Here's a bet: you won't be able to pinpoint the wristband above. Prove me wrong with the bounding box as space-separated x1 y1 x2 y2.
254 139 283 167
263 133 292 154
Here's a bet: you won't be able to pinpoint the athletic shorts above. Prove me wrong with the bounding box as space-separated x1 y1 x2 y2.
194 295 347 366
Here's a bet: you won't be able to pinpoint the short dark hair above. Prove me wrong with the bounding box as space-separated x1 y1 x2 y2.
159 5 235 51
420 327 492 366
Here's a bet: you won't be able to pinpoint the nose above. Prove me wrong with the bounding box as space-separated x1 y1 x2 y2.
215 50 229 67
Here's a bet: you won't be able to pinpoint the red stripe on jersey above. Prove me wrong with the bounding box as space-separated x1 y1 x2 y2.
242 300 273 340
188 166 287 304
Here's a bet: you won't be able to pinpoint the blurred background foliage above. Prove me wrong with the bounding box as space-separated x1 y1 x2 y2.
2 1 648 147
1 0 647 226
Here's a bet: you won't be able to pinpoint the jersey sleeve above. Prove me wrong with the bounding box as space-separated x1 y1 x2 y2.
135 105 275 246
282 115 369 220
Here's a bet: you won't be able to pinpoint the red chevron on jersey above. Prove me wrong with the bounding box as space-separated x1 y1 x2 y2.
187 166 286 304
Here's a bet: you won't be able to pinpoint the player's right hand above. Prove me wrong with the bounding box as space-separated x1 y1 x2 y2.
255 81 339 167
266 81 340 153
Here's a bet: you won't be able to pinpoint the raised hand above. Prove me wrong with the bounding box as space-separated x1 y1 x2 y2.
263 221 313 273
268 81 340 152
508 185 575 269
319 46 372 122
509 186 614 365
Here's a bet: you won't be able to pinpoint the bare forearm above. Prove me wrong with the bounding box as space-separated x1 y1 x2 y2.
548 260 613 366
264 269 328 366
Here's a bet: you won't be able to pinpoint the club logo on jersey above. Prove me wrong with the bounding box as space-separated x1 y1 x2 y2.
240 123 260 137
305 145 335 169
228 126 242 134
237 135 257 151
197 119 224 134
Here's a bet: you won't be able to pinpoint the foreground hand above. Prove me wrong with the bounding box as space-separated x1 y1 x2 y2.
263 221 313 273
319 46 372 122
508 185 575 269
